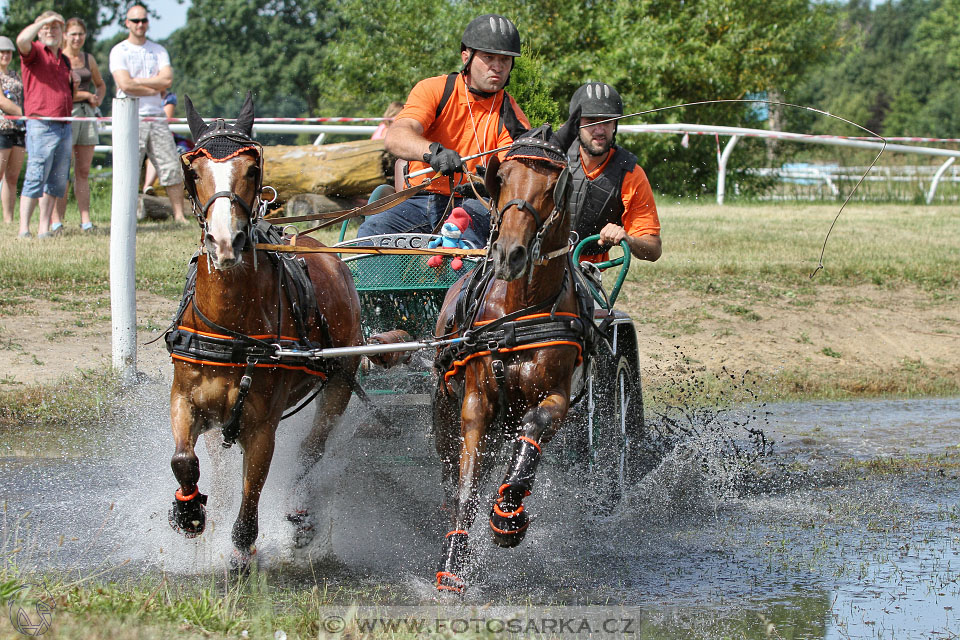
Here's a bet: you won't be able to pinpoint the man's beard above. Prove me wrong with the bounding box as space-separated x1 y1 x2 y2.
579 130 612 157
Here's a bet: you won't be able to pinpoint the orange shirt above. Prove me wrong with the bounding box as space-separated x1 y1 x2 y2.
579 147 660 262
397 73 530 196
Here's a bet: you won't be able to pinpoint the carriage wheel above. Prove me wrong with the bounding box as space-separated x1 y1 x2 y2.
591 355 644 511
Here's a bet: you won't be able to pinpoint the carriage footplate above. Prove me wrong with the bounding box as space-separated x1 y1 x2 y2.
168 487 208 538
286 509 315 549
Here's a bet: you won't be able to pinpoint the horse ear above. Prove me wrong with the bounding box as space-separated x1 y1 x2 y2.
235 91 255 136
550 105 582 152
184 94 207 140
484 155 502 204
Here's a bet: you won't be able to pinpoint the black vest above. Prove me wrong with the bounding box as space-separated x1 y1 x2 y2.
566 141 636 255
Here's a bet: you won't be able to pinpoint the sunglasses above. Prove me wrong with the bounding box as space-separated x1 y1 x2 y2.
127 18 149 24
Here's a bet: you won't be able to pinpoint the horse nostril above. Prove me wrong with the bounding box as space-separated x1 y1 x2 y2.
232 231 247 254
508 245 526 271
204 232 216 247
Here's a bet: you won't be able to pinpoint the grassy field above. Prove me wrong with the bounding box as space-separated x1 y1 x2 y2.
1 184 959 637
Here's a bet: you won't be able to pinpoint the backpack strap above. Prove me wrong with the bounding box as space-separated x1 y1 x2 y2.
435 72 459 120
498 91 528 139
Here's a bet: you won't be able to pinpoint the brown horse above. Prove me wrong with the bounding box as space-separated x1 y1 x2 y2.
432 121 586 593
166 94 362 569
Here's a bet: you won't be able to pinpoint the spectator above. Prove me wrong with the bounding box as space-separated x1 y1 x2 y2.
55 17 104 232
16 11 73 239
356 14 530 248
109 4 186 223
142 90 176 194
371 101 403 140
565 82 661 263
0 35 25 226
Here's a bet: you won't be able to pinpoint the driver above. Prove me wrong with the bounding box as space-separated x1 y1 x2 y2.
566 82 661 264
356 14 530 248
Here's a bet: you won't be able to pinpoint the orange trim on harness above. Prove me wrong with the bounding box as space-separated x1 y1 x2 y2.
493 500 525 518
472 311 579 327
517 435 541 452
444 340 583 383
489 518 529 535
445 529 469 538
436 571 464 592
176 325 301 343
184 146 258 164
170 353 328 378
175 486 199 502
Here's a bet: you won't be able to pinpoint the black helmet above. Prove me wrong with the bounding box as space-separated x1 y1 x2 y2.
461 14 521 57
569 82 623 119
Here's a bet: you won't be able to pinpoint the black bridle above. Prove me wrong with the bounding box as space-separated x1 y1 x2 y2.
492 137 573 271
181 123 268 228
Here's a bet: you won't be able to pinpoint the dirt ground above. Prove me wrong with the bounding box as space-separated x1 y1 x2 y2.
0 283 957 393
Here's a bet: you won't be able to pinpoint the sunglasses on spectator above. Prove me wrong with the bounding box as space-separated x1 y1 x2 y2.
128 18 148 24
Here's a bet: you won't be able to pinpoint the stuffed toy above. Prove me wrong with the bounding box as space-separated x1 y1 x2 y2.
428 207 471 270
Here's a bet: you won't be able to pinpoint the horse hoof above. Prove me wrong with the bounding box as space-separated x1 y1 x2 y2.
489 498 529 548
435 571 465 594
230 547 257 575
168 491 208 538
286 509 315 549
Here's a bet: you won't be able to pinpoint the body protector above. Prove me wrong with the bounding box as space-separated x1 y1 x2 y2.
566 140 637 255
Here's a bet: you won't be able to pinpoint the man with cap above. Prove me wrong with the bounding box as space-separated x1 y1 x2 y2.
15 10 74 238
566 82 661 263
356 14 530 248
109 4 186 223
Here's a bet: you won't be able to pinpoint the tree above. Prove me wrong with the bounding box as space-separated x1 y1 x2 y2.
1 0 157 43
165 0 341 117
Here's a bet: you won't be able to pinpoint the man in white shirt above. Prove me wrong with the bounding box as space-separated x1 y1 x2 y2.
109 4 185 223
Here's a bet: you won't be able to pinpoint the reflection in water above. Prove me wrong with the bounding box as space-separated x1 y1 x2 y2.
0 380 958 639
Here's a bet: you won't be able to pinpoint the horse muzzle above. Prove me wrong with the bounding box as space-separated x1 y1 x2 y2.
491 241 528 281
204 228 248 270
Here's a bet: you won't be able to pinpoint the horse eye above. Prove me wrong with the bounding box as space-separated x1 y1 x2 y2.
245 165 260 180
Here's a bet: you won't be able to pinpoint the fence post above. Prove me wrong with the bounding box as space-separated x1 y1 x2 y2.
716 134 740 205
110 98 140 384
927 157 956 204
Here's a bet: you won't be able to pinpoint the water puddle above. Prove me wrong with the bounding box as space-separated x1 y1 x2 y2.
1 379 958 639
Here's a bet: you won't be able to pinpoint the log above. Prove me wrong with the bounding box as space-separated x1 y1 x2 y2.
282 193 364 217
137 193 173 221
261 138 390 201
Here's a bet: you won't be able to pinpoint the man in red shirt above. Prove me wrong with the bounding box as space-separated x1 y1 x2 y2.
357 14 530 248
566 82 661 264
16 10 73 239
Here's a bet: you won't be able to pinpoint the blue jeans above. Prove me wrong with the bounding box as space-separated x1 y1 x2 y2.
22 120 72 199
356 194 491 248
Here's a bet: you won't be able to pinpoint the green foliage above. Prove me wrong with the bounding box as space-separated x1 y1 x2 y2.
789 0 960 138
166 0 342 117
507 45 561 128
0 0 178 43
152 0 836 195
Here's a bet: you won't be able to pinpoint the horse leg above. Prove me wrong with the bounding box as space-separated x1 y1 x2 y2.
231 419 278 572
287 377 353 547
169 392 208 537
489 393 567 548
436 385 495 594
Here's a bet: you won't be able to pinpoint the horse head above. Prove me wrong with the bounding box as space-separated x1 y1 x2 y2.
485 119 578 281
181 92 263 270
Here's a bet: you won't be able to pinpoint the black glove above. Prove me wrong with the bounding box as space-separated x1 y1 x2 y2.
550 105 582 151
423 142 464 176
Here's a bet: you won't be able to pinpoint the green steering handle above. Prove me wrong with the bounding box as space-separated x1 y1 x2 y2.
572 234 631 308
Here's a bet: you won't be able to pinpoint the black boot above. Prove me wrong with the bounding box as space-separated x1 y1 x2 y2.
490 437 541 547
